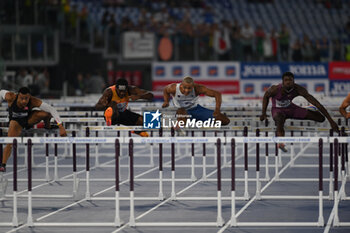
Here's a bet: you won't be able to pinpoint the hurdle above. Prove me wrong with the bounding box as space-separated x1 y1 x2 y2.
0 138 20 227
127 136 226 227
24 136 119 227
229 136 326 227
331 137 350 227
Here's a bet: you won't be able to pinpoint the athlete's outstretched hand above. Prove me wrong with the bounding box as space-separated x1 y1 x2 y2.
259 113 267 121
59 124 67 137
162 102 169 108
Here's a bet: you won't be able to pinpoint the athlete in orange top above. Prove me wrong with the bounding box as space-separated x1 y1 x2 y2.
95 78 153 137
339 93 350 119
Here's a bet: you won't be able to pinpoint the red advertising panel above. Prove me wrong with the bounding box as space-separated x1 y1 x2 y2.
329 62 350 80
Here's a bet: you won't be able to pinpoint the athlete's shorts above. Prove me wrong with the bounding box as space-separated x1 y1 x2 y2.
187 105 214 121
271 103 308 120
111 109 141 126
9 118 30 129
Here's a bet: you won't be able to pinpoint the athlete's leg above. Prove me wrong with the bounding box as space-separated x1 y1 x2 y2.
27 111 51 127
2 121 23 168
213 112 230 125
304 110 325 122
176 108 188 123
273 112 286 137
273 112 288 152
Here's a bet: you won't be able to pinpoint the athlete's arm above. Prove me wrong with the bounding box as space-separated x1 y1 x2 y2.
195 84 222 114
339 93 350 119
260 85 278 121
0 90 15 104
297 85 339 132
162 83 176 108
128 86 154 101
95 88 114 111
31 97 67 136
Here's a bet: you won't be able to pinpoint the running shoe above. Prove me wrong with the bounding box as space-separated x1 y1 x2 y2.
0 166 6 173
104 107 113 126
131 131 149 137
278 143 288 153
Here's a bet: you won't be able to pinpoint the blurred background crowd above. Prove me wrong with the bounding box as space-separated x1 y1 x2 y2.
0 0 349 96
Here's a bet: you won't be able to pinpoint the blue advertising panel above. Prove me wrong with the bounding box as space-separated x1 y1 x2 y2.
330 81 350 96
241 63 328 79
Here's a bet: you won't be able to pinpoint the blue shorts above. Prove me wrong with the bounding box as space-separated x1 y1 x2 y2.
187 105 214 121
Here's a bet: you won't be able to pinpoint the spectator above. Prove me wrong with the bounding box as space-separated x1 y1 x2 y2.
241 21 254 61
85 72 106 94
313 39 321 62
75 72 86 96
301 35 314 61
255 25 265 61
332 39 342 61
213 21 231 60
319 36 329 62
279 23 290 61
230 19 242 60
35 68 50 94
291 39 302 61
22 69 34 87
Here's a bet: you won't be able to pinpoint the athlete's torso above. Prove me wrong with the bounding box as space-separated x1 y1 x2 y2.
271 84 298 108
172 83 198 109
110 85 129 112
9 94 32 120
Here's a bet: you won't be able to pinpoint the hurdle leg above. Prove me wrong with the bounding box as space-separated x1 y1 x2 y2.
202 156 207 181
31 145 36 168
333 191 339 226
27 191 33 227
256 171 261 200
191 142 196 181
244 170 250 200
45 156 50 182
54 154 59 181
114 191 121 227
230 191 237 227
216 190 224 226
278 150 282 167
340 171 347 200
94 144 99 167
158 170 164 200
84 171 90 199
171 170 176 200
274 144 279 180
290 144 295 166
329 171 334 200
72 172 79 200
265 155 270 180
12 191 18 226
191 156 196 182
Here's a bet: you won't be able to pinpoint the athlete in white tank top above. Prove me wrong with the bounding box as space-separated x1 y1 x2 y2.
172 83 198 110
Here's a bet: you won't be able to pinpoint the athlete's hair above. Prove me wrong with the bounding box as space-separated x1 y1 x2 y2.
18 87 31 95
282 71 294 80
116 78 128 90
182 76 194 84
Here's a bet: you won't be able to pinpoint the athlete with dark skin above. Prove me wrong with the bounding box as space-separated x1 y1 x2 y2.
260 71 339 152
